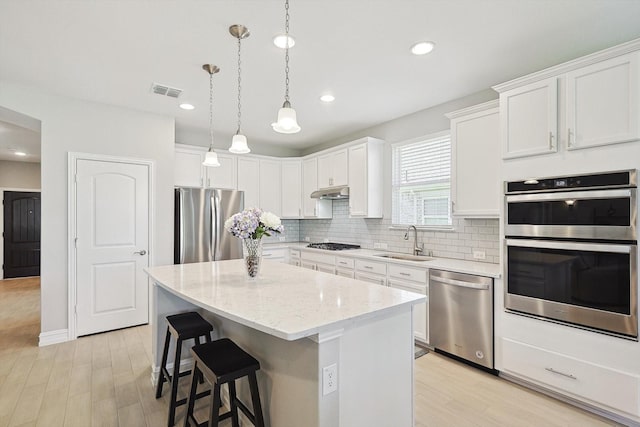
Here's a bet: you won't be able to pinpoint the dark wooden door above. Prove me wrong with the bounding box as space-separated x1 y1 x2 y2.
3 191 41 278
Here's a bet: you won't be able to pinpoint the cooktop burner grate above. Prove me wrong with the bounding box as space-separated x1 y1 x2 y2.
306 242 361 251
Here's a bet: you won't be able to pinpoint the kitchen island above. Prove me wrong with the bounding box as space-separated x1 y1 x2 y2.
145 259 426 427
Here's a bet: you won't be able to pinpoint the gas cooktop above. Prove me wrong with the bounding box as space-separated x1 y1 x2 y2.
306 242 361 251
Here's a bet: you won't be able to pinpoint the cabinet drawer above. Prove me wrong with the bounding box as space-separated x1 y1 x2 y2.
355 271 386 287
302 251 336 265
355 259 386 275
336 268 355 279
388 264 426 283
502 338 639 415
335 256 355 269
289 249 301 259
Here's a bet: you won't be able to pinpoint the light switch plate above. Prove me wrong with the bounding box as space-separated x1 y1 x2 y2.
304 236 310 242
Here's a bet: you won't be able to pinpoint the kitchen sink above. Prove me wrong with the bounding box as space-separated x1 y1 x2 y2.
373 254 434 262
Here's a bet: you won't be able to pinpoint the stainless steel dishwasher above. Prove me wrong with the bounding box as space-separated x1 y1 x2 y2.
429 269 494 369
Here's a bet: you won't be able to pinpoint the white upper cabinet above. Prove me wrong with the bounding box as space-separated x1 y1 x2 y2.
205 152 237 189
500 77 558 159
347 138 384 218
565 52 639 150
259 159 282 217
302 157 332 219
447 101 500 218
237 157 260 210
175 145 206 187
495 47 640 160
317 148 348 188
281 160 302 219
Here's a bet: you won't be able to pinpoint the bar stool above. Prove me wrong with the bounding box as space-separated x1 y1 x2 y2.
156 311 214 427
184 338 265 427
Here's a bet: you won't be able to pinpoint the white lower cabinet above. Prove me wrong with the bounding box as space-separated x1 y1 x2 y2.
262 247 287 263
289 249 301 267
502 338 640 416
388 277 428 344
301 251 336 274
354 271 386 287
336 269 355 279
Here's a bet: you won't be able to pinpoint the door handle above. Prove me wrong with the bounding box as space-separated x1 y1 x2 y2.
134 249 147 255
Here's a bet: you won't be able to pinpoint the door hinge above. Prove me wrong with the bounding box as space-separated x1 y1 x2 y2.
74 237 78 248
74 305 78 315
74 174 78 183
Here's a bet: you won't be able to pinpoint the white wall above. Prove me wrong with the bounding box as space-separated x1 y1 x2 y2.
0 160 41 189
0 80 175 335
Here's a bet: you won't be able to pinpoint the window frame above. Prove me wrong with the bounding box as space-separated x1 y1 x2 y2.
390 130 454 230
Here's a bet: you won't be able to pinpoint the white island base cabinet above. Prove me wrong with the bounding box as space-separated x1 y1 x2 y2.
150 273 417 427
501 338 640 419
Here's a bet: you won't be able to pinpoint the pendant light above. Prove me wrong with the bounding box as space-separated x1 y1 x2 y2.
202 64 221 167
229 25 251 154
272 0 301 134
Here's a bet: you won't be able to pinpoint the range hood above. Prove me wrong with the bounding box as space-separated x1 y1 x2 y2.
310 185 349 200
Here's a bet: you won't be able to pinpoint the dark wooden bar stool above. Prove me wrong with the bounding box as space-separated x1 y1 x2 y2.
156 311 214 427
184 338 265 427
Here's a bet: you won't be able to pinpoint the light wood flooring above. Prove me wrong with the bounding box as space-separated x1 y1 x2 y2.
0 277 630 426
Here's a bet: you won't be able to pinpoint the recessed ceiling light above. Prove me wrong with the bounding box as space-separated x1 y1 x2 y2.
273 34 296 49
411 41 435 55
320 94 335 103
179 103 195 110
14 151 27 156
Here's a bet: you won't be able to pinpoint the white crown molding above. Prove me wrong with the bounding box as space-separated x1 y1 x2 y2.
445 99 499 120
492 37 640 93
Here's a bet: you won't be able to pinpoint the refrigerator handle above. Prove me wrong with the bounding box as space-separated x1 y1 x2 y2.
212 193 221 261
178 189 186 264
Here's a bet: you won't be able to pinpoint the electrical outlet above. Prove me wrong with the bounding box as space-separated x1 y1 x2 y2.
322 364 338 395
373 242 381 249
304 236 310 242
323 238 329 243
279 236 286 242
473 250 486 260
379 243 388 250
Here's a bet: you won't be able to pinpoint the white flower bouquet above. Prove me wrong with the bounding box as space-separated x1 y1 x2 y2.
224 208 284 240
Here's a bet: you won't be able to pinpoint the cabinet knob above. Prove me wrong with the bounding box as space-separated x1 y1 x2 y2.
549 132 555 150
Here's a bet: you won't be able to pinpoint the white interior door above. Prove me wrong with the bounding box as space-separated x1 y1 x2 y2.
75 159 150 336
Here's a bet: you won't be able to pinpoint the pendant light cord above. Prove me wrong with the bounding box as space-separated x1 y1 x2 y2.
284 0 290 103
237 35 242 134
208 72 215 150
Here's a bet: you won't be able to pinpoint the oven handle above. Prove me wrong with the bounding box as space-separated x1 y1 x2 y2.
506 188 633 203
506 238 634 253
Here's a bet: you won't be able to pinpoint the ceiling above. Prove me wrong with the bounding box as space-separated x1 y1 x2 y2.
1 0 640 154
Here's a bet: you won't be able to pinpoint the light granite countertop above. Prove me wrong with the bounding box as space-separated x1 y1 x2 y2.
145 259 426 341
265 242 502 278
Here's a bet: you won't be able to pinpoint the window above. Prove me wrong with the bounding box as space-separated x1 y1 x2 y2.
392 132 452 227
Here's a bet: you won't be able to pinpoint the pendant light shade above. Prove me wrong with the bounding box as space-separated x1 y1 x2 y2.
273 0 301 134
202 150 220 167
271 101 301 134
229 133 250 154
202 64 221 168
229 25 252 154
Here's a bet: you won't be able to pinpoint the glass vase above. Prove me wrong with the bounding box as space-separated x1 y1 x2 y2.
242 238 263 279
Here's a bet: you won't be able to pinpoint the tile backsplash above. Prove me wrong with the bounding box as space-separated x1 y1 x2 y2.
296 199 500 263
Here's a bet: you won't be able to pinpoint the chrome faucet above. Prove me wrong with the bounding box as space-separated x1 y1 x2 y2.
404 225 424 256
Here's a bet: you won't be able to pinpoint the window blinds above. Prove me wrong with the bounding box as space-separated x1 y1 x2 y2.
392 134 452 226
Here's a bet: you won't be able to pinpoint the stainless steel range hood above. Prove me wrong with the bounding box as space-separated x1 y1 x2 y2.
310 185 349 200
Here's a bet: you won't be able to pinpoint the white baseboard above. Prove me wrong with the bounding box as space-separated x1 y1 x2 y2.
150 357 195 385
39 329 69 346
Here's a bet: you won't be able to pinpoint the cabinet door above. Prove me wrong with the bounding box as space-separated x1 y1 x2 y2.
205 153 237 189
336 269 355 278
355 272 386 287
301 261 316 271
388 279 428 343
259 160 281 216
317 153 333 188
332 149 348 186
501 77 558 159
316 263 336 275
237 158 260 209
451 107 500 217
281 161 302 218
175 149 204 187
566 52 639 150
302 157 318 216
348 143 367 216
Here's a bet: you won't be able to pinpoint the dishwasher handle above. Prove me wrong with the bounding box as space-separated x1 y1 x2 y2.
430 276 490 291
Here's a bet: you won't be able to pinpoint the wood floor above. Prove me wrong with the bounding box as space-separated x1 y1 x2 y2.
0 277 628 427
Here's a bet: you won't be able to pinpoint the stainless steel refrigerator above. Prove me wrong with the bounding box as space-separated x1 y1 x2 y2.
174 187 244 264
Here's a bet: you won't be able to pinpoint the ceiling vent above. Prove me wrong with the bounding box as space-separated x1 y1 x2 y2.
151 83 183 98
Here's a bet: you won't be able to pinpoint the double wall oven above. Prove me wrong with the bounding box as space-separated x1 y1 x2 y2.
505 170 638 339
